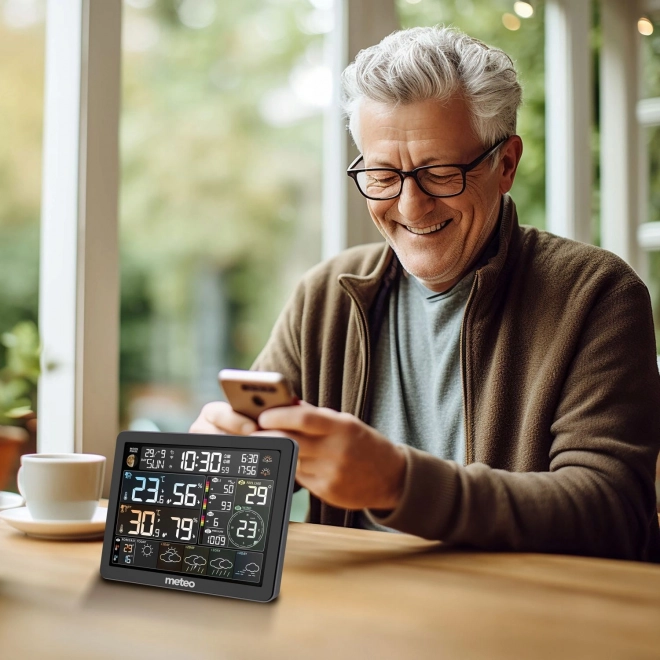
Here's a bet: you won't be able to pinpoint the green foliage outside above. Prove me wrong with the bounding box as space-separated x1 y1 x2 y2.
119 0 324 420
0 321 40 425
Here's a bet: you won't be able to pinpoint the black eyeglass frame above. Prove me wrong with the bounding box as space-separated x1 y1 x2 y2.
346 136 511 201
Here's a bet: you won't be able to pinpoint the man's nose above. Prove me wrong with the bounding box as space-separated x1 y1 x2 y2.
397 176 435 222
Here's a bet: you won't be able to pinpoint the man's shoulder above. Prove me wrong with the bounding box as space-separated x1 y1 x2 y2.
517 225 644 292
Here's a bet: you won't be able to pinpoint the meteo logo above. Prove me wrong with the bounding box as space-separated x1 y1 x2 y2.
165 577 196 588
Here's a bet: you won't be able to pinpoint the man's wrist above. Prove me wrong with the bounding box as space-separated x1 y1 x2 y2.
376 444 407 511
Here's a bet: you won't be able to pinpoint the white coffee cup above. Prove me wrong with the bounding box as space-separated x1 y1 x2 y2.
17 453 106 521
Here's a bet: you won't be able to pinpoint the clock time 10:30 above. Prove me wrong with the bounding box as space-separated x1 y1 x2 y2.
141 447 260 476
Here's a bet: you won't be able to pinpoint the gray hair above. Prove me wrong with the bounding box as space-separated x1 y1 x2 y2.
341 26 522 156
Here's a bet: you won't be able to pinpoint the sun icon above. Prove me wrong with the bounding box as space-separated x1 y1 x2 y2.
141 544 154 557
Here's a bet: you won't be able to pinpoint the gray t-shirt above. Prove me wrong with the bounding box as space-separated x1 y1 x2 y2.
357 268 475 531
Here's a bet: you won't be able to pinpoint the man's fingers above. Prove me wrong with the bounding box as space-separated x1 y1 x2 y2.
188 418 226 435
199 401 258 435
249 429 327 460
258 403 341 435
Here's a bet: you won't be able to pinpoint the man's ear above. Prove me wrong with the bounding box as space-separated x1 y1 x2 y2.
498 135 523 195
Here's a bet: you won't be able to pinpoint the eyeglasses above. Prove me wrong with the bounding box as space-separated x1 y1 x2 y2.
346 137 509 201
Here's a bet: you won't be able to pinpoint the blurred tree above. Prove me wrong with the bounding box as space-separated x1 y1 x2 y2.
120 0 325 414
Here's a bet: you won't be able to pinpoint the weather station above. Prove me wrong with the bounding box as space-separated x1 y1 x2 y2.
101 431 298 602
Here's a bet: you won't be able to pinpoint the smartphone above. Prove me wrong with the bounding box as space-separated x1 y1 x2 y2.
218 369 296 421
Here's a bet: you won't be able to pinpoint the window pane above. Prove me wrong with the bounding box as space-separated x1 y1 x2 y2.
120 0 323 433
397 0 546 230
645 126 660 353
641 14 660 99
0 0 45 490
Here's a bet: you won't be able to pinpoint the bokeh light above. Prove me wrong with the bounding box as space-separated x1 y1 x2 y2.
502 13 521 31
514 2 534 19
638 17 654 36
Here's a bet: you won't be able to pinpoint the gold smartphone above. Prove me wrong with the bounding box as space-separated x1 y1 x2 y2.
218 369 296 421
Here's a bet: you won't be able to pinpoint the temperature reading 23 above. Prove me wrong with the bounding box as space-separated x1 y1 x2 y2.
228 510 265 549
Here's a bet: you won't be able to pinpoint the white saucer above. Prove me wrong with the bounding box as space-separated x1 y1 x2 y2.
0 505 107 540
0 491 24 511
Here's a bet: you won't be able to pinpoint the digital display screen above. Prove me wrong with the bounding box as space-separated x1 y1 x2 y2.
110 443 280 586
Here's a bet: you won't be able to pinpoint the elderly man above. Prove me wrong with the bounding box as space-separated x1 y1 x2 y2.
191 26 660 561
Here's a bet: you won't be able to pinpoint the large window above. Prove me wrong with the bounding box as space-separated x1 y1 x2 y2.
119 0 325 433
0 0 45 484
0 1 44 336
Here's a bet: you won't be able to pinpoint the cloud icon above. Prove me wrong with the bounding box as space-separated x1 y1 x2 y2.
210 557 233 571
184 554 206 568
244 562 260 573
159 548 181 563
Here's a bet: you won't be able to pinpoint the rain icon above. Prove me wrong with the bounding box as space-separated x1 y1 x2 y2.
210 557 233 571
160 547 181 563
184 555 207 568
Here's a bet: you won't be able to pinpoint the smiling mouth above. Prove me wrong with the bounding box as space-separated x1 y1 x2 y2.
404 219 452 235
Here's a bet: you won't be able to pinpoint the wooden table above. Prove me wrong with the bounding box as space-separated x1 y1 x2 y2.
1 518 660 660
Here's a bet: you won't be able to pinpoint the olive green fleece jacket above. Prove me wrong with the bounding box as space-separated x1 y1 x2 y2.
253 195 660 561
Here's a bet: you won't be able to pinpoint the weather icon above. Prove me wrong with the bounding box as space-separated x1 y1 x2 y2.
263 455 273 463
245 563 260 574
210 557 233 571
185 555 207 568
160 547 182 563
141 544 155 557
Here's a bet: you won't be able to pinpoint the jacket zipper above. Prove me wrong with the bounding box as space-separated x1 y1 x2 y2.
350 293 371 420
460 272 479 466
338 284 371 529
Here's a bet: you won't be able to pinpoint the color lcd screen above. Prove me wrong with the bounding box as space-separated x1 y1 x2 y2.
110 443 280 586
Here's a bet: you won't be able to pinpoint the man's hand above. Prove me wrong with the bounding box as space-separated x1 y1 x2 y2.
254 402 407 512
188 401 258 436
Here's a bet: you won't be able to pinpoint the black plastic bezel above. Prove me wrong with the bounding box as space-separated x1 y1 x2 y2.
100 431 298 602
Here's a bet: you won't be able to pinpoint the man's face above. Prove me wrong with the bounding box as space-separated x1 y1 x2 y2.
358 96 519 292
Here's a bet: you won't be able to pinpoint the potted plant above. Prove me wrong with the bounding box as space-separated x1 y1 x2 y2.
0 321 40 491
